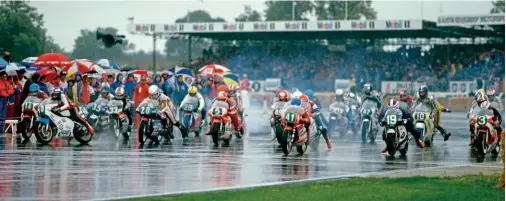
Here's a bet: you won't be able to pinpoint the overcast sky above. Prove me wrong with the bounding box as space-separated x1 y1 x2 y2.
30 0 493 52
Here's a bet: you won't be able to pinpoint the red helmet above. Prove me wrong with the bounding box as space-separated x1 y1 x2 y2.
399 88 407 101
278 90 288 102
300 95 309 103
217 91 227 101
217 85 228 93
228 85 238 96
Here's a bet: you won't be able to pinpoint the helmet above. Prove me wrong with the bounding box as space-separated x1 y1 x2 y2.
115 87 125 99
399 88 407 101
348 92 356 99
363 83 373 95
292 90 303 99
217 85 228 93
418 85 428 98
290 98 302 106
304 89 314 100
487 88 496 97
300 95 309 103
217 91 227 101
29 84 40 96
335 89 344 96
50 88 62 100
148 85 160 100
480 101 490 109
188 86 198 97
475 92 486 103
278 90 289 102
228 85 238 97
387 99 399 109
101 86 110 93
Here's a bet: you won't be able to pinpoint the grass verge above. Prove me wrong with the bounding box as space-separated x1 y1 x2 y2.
127 174 504 201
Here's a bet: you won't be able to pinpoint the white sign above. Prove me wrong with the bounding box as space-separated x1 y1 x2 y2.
381 81 425 94
248 80 264 93
264 78 280 92
334 79 350 92
449 81 476 94
437 14 505 26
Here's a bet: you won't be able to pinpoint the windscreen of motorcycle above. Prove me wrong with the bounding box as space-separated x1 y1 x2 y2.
211 100 229 110
329 102 346 114
414 103 429 113
181 97 199 111
383 108 402 125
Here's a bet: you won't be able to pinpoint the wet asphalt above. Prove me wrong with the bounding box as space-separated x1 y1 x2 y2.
0 109 501 201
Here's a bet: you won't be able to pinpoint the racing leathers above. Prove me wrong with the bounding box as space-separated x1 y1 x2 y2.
489 106 503 137
210 96 243 135
283 104 311 142
95 93 114 104
361 91 383 112
270 101 289 127
138 93 180 130
113 95 133 126
378 106 424 149
52 93 94 135
333 96 352 127
400 95 415 111
303 100 332 149
179 92 206 121
415 92 451 141
489 96 504 114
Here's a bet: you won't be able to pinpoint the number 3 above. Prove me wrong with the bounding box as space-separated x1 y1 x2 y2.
387 115 396 125
477 116 487 125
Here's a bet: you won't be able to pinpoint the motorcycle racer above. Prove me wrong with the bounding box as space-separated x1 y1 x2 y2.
283 98 311 142
28 83 48 100
300 95 332 149
361 83 382 110
270 90 290 127
399 88 414 109
480 101 503 137
113 87 133 127
213 85 244 136
139 85 182 131
468 91 488 118
95 86 114 104
228 85 243 117
333 89 352 129
179 86 206 120
379 99 425 153
487 88 503 112
415 85 451 141
50 88 94 135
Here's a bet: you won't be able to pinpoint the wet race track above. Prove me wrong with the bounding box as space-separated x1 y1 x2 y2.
0 108 502 201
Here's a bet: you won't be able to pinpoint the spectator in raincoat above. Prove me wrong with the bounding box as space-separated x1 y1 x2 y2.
123 73 137 122
133 75 150 127
66 79 76 102
110 73 124 94
37 76 49 95
6 75 21 124
161 71 173 96
73 74 94 105
172 75 188 108
151 74 163 88
59 71 68 92
0 71 14 130
11 75 23 119
90 76 101 102
20 72 40 107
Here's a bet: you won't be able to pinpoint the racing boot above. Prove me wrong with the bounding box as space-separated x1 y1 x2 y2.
436 126 451 141
381 147 387 153
443 108 452 113
416 139 425 148
320 127 332 149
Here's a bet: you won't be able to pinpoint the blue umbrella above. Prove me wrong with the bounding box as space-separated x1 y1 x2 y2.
94 59 120 70
168 66 194 87
21 57 38 67
0 57 7 69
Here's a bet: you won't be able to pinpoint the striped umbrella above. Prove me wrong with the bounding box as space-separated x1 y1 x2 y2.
222 72 239 87
198 64 230 76
94 59 121 70
168 66 194 87
21 57 38 67
63 59 105 74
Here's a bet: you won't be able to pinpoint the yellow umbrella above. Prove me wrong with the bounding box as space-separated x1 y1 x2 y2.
222 72 239 87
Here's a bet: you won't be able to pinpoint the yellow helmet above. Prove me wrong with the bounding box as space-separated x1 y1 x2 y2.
188 86 198 96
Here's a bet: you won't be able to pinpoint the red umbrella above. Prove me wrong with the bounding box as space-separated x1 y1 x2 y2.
63 59 105 74
199 64 230 76
38 68 59 82
33 53 70 67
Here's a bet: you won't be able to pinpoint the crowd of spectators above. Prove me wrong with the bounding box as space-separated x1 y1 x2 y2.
197 42 504 93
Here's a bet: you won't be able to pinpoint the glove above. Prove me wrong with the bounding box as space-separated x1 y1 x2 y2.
174 121 181 127
379 121 385 127
429 113 434 119
51 108 61 113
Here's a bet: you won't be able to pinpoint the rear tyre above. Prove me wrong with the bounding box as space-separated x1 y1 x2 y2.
399 142 409 156
296 144 307 154
275 124 283 145
74 123 93 145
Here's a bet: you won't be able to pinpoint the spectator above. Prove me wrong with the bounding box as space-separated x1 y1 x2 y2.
3 49 10 63
90 76 100 102
172 75 188 108
6 75 21 123
151 74 163 88
0 71 14 130
133 75 150 127
110 73 124 94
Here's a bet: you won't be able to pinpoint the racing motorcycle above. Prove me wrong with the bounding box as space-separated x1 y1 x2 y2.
413 103 435 147
348 104 361 133
208 101 234 146
108 100 131 140
78 106 89 122
180 102 203 138
328 102 348 136
87 102 109 132
271 102 287 145
34 100 93 145
137 102 170 144
19 97 43 140
281 111 310 155
382 108 410 156
360 100 379 144
470 107 500 157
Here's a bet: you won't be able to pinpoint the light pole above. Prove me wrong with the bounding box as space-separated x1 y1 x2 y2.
292 1 296 21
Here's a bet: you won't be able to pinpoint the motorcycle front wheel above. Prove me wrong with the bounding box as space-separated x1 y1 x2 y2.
211 123 221 145
138 122 149 144
281 130 294 155
386 132 397 156
20 118 33 140
34 122 53 145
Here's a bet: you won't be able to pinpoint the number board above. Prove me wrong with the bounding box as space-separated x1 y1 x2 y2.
387 115 397 125
284 113 296 123
477 116 487 125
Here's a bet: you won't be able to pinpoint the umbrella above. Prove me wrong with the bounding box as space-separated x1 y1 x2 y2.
63 59 105 74
38 68 59 82
33 53 70 67
93 59 120 70
21 57 38 67
0 57 7 68
128 69 148 76
5 63 26 76
199 64 230 75
168 66 194 87
222 72 239 87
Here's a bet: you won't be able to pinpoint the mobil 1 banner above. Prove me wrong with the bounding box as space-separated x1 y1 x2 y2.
334 79 350 91
264 78 281 92
449 81 476 94
381 81 425 94
248 80 264 92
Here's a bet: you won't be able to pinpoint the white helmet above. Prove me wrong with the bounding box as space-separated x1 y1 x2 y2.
349 92 355 98
292 90 303 99
148 85 160 99
335 89 344 96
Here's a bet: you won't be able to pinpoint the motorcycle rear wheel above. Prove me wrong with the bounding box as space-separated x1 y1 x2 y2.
275 124 283 145
74 123 92 145
399 142 409 156
361 121 369 144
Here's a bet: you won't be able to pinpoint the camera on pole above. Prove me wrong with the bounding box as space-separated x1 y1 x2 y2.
96 30 126 48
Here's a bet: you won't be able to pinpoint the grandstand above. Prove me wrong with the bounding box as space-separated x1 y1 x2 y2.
127 14 504 96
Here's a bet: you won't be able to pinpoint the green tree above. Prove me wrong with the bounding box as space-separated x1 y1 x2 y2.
264 1 313 21
235 5 263 22
491 0 505 13
43 34 65 53
165 10 222 61
314 0 376 20
0 1 46 61
71 27 134 60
